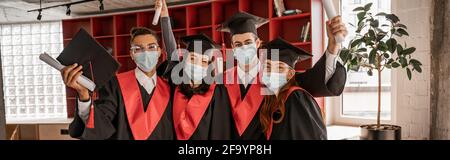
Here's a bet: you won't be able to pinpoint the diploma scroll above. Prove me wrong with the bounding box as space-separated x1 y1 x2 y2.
323 0 345 43
39 53 96 92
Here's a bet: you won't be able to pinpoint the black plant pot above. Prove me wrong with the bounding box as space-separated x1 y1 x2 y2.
360 124 401 140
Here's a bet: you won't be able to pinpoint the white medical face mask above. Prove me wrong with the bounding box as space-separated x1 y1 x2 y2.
261 72 288 93
133 51 159 72
233 43 258 65
184 62 208 82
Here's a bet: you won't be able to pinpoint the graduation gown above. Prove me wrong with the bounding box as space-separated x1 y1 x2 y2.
296 54 347 97
267 87 327 140
224 54 345 140
172 84 235 140
224 72 266 140
69 70 175 140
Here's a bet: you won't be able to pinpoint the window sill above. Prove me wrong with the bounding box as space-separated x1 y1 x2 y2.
327 125 361 140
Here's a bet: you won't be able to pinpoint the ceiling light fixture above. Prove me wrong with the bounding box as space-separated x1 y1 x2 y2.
66 5 71 16
99 0 104 11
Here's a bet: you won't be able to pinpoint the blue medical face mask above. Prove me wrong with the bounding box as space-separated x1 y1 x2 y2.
184 62 208 83
261 72 288 93
133 51 159 72
233 43 258 65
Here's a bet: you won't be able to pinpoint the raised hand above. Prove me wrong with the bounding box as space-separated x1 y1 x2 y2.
61 63 90 101
326 16 348 54
155 0 169 17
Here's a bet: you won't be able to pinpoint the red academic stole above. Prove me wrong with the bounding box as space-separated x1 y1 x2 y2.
114 70 170 140
265 86 317 140
225 67 265 136
173 84 216 140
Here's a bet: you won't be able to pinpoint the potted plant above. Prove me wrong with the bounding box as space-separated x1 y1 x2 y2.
339 3 423 140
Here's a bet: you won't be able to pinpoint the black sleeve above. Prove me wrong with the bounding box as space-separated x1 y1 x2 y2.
161 16 180 79
271 90 327 140
68 104 86 139
209 85 236 140
68 77 120 140
296 53 347 97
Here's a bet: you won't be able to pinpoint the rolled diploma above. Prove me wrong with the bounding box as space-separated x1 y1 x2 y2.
152 5 162 25
39 53 96 92
322 0 345 43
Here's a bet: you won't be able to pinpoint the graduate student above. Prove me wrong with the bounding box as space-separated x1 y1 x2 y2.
262 38 327 140
63 27 174 140
157 0 234 140
217 12 348 140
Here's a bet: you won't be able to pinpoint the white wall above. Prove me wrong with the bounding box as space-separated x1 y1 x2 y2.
392 0 432 140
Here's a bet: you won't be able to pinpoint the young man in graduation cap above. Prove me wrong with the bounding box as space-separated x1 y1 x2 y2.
217 12 348 139
261 38 327 140
62 27 174 140
157 0 234 140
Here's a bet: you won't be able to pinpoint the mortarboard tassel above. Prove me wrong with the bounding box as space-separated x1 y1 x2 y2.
86 61 97 129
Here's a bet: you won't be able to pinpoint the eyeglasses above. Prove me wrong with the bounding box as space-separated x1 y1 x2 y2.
130 44 159 53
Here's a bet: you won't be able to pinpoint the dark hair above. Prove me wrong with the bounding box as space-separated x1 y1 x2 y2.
179 83 211 99
130 27 159 43
231 32 259 42
260 76 298 133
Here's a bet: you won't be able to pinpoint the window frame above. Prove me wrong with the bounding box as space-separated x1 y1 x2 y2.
326 0 397 126
0 21 67 122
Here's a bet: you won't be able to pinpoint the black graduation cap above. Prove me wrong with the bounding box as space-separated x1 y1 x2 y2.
264 38 313 68
217 12 269 35
181 34 218 54
57 28 119 90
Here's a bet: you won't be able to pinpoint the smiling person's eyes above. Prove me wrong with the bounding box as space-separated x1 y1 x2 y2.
135 47 143 52
148 44 158 50
244 41 254 45
131 46 143 53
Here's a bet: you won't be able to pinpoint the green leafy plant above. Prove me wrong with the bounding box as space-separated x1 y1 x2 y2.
340 3 422 129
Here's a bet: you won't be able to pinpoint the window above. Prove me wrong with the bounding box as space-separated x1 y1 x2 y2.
335 0 392 123
0 22 67 120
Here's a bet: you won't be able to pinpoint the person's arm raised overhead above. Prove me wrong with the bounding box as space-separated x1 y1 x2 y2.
156 0 179 78
295 16 348 97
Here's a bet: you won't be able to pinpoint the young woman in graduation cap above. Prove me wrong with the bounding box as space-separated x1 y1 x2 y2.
215 12 348 140
157 0 234 140
62 27 174 140
261 38 327 140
